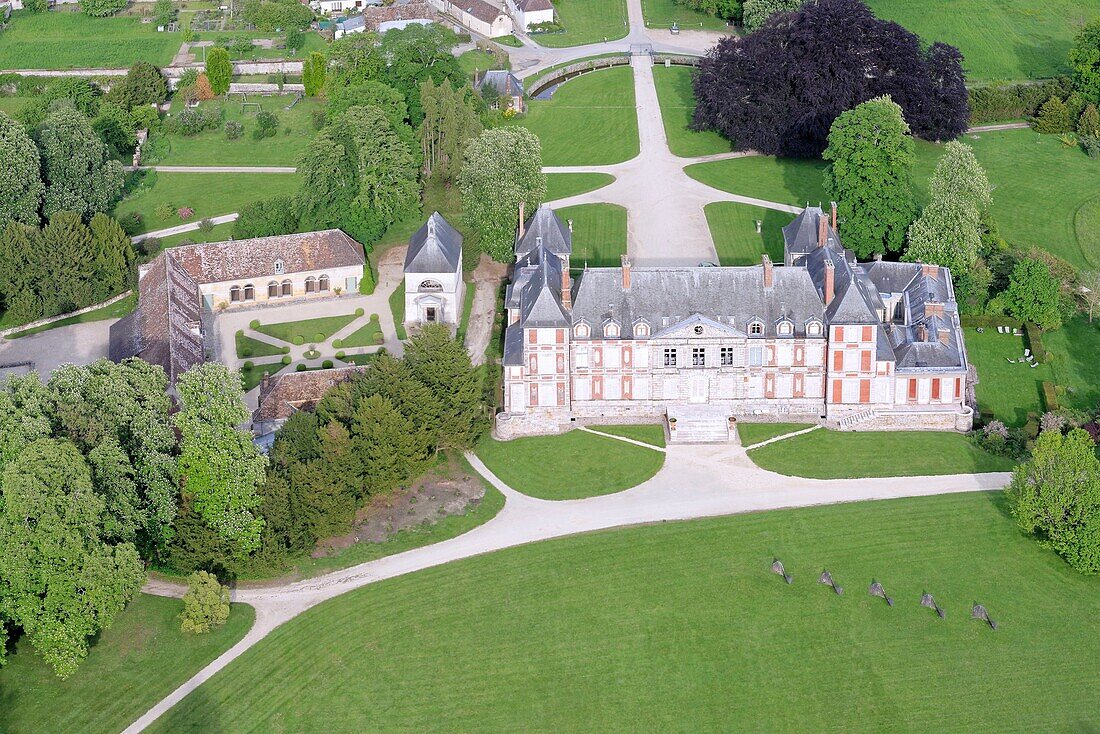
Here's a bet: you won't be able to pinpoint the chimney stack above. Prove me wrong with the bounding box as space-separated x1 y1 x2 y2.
917 324 928 342
518 201 526 239
621 254 631 291
762 253 773 289
938 328 950 345
830 201 837 231
560 265 571 309
824 258 835 306
818 212 828 248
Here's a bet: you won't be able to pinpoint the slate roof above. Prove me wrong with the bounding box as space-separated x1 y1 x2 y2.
253 366 366 423
516 0 553 10
336 14 366 31
404 212 462 274
476 69 525 98
168 230 364 285
462 0 506 23
516 204 570 261
571 266 825 339
127 252 205 384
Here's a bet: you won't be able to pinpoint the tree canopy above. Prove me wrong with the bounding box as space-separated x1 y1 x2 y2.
1069 18 1100 105
741 0 802 31
1003 257 1065 330
37 103 125 220
0 112 44 225
822 96 917 258
692 0 969 157
205 47 232 97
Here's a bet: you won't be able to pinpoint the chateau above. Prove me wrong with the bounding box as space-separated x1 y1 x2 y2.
497 205 974 440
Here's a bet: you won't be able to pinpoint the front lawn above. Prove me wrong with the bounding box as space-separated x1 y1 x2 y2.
652 65 730 158
505 66 638 166
0 11 181 69
147 95 324 166
687 130 1100 270
590 424 666 447
389 281 407 340
236 331 288 359
748 429 1014 478
555 203 627 268
253 313 359 345
457 49 509 80
239 361 285 391
334 314 383 349
545 172 615 201
1045 317 1100 414
736 422 814 447
475 430 665 499
865 0 1094 82
5 293 137 338
965 326 1051 425
704 202 794 265
641 0 731 30
145 492 1100 731
112 171 300 235
0 594 253 734
530 0 628 47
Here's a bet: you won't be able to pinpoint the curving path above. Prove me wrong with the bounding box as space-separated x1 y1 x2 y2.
126 440 1009 733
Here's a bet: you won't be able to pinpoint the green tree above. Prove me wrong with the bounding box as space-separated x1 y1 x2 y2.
91 102 138 156
153 0 175 27
42 211 95 312
420 79 483 182
328 80 418 154
1008 428 1100 574
403 324 487 449
38 104 125 220
0 112 44 225
904 140 991 275
741 0 802 32
0 439 145 677
673 0 742 22
1068 18 1100 104
1033 95 1073 134
1003 257 1064 330
302 51 327 97
180 571 231 633
336 105 420 223
79 0 127 16
295 131 358 230
108 61 169 111
232 196 300 239
823 95 917 259
175 364 267 552
1078 103 1100 137
205 47 233 96
349 394 433 497
458 127 546 262
87 212 136 300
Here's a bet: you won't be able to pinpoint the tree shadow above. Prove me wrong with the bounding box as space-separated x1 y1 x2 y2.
761 208 796 262
779 156 828 208
154 684 224 733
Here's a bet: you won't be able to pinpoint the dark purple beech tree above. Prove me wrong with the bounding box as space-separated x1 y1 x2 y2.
692 0 969 158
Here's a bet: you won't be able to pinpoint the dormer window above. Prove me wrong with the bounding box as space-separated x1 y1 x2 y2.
777 320 793 336
574 323 589 338
807 320 822 336
274 259 285 275
604 322 620 338
749 321 763 336
634 321 650 337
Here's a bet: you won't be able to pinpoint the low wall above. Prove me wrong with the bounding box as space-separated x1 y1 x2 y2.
0 290 133 340
526 55 631 97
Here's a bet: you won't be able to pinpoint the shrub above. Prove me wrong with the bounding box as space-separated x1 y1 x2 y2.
296 363 306 372
242 360 254 370
1081 135 1100 159
1024 322 1049 363
967 77 1073 125
198 218 214 234
251 110 279 141
224 120 243 140
281 346 290 354
130 105 160 130
310 107 326 130
249 319 260 329
178 207 195 220
179 571 230 634
154 203 176 220
1040 410 1066 433
1033 96 1073 134
332 338 342 348
281 355 292 365
354 307 365 317
335 350 346 359
139 236 161 256
292 335 305 346
1041 382 1060 412
322 359 334 369
120 210 144 235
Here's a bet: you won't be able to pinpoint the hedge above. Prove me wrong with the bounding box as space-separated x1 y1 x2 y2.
960 315 1023 329
1040 381 1059 412
1023 322 1048 364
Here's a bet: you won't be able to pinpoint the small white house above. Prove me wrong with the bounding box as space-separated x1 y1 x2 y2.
313 0 380 16
429 0 513 38
404 212 465 327
506 0 554 31
333 13 367 38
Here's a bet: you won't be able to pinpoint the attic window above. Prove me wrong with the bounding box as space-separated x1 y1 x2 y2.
274 259 285 275
749 321 763 336
575 323 589 338
634 322 650 337
807 321 822 336
777 321 793 336
605 322 620 338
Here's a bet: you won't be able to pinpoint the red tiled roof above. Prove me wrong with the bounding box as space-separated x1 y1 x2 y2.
253 366 367 422
169 230 364 285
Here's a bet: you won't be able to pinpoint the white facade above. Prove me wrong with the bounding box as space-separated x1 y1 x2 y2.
203 264 363 312
404 266 464 326
505 0 554 31
428 0 514 37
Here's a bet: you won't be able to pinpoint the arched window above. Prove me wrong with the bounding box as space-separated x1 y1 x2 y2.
807 320 822 336
604 322 620 338
274 259 285 275
268 281 279 298
319 275 330 292
778 320 793 336
230 286 241 303
244 284 255 301
281 279 293 296
749 321 763 336
419 279 443 292
574 323 589 338
305 276 317 294
634 322 649 337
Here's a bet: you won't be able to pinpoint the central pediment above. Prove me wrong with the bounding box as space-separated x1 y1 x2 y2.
652 313 746 339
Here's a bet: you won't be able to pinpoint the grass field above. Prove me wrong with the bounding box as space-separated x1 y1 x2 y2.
145 491 1100 732
5 293 137 338
556 203 628 268
736 422 813 447
253 313 358 345
0 11 181 69
748 429 1014 478
652 65 730 157
641 0 731 30
476 430 664 499
113 172 299 235
155 220 235 249
531 0 628 47
0 96 28 116
147 95 324 166
687 130 1100 269
965 327 1051 425
457 49 509 80
1046 317 1100 414
239 361 284 391
704 202 794 265
236 331 288 359
590 424 666 447
865 0 1096 81
545 172 615 201
0 594 253 734
506 67 638 166
335 314 383 349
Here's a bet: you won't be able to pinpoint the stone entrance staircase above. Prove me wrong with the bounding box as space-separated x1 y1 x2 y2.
667 405 731 444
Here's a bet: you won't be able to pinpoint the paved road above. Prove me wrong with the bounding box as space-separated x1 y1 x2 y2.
128 166 298 174
132 213 239 244
0 319 116 374
125 439 1010 733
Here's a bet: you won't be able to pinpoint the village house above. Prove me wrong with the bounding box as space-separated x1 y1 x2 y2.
475 69 526 112
428 0 513 37
110 230 366 384
253 366 366 439
403 212 465 327
496 205 973 441
504 0 554 31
